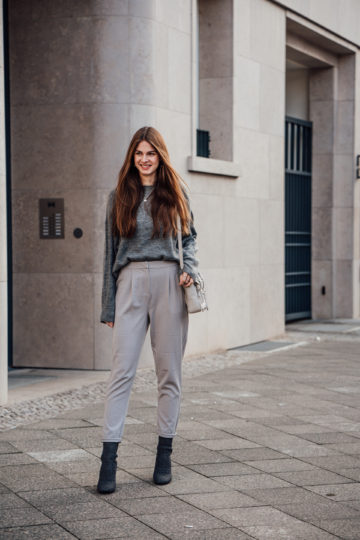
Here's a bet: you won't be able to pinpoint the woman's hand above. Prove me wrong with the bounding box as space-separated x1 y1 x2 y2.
179 271 194 288
105 322 114 328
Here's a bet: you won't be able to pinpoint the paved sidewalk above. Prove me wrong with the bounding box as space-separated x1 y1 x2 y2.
1 330 360 538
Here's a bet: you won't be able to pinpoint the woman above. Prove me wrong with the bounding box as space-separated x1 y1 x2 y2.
97 126 199 494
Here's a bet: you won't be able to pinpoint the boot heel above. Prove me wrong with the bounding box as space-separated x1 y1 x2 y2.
97 442 119 494
153 436 173 485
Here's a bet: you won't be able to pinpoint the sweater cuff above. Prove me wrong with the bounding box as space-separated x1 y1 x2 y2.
100 308 115 325
179 264 197 281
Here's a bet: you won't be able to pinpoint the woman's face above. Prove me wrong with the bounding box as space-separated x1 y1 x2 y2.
134 140 160 181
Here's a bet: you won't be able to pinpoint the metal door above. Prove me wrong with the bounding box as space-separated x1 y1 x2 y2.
285 116 312 321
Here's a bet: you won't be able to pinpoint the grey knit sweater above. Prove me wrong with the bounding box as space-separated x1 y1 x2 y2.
100 186 199 324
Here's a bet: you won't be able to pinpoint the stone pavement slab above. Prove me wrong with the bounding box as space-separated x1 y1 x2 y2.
315 519 360 540
306 482 360 501
0 507 52 528
242 523 338 539
168 529 252 539
1 334 360 538
62 515 165 539
136 508 228 536
0 524 77 539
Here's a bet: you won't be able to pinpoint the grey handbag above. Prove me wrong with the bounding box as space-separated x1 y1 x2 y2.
177 215 208 313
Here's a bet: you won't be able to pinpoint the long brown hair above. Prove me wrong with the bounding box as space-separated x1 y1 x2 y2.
112 126 191 238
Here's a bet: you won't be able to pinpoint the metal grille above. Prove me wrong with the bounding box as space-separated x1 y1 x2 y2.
196 129 211 158
285 116 312 321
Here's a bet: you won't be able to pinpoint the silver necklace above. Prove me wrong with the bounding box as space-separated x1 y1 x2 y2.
143 186 154 202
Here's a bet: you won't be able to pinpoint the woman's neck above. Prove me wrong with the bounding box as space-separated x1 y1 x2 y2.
140 172 156 186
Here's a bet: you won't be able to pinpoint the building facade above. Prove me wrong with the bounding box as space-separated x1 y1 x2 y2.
1 0 360 404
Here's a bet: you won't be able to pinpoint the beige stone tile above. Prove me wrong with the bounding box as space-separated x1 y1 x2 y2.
154 22 169 109
354 207 360 259
309 68 334 102
309 0 341 36
333 154 354 208
94 189 110 275
157 0 191 34
129 0 157 19
10 17 95 106
334 259 354 317
269 135 284 201
335 100 355 154
260 64 285 136
155 109 191 170
235 129 270 199
168 28 191 114
337 0 360 44
199 77 233 161
128 17 157 106
286 69 309 120
185 298 210 356
249 264 284 343
129 104 157 135
11 105 95 191
338 54 356 101
206 267 251 351
281 0 310 16
199 0 232 80
223 196 260 267
190 193 225 270
90 16 130 104
13 273 94 369
312 207 332 259
310 101 334 155
333 207 354 260
235 0 251 58
312 154 333 208
10 0 128 19
234 56 260 130
12 189 94 274
249 0 285 72
91 104 130 189
259 199 284 266
311 260 333 319
10 12 130 106
94 272 113 370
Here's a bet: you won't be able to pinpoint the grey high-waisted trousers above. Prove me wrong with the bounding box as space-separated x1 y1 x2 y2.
103 260 189 442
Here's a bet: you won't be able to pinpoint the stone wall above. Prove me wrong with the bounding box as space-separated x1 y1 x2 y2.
275 0 360 46
6 0 360 375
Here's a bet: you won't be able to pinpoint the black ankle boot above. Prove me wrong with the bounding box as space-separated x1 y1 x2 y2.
153 436 173 485
97 442 119 494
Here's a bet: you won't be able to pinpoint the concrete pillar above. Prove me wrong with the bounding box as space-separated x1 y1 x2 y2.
8 0 193 371
310 67 336 319
310 54 357 319
333 54 356 317
0 0 8 404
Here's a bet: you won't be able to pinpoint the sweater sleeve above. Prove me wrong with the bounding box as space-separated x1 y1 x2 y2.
179 196 199 280
100 190 117 324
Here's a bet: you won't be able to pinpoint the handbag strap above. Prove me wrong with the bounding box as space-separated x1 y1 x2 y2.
176 214 184 271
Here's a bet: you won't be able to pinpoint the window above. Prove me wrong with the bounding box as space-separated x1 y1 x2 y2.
197 0 233 161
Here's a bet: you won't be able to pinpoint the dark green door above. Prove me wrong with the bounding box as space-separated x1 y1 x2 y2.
285 116 312 322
